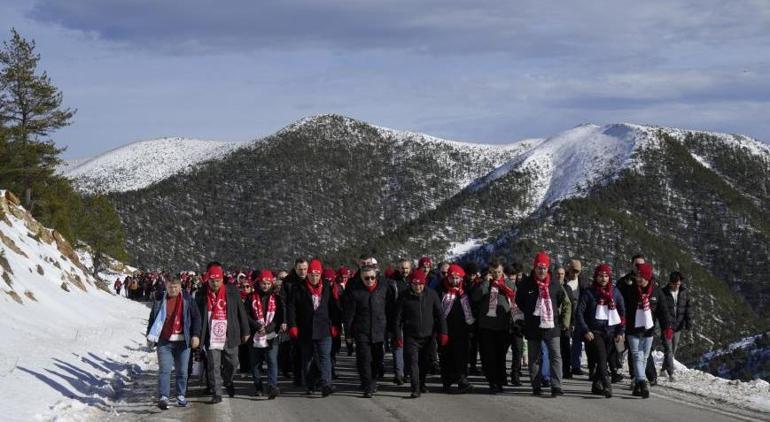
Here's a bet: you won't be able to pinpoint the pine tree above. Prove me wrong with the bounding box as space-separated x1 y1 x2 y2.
77 194 128 277
0 28 75 210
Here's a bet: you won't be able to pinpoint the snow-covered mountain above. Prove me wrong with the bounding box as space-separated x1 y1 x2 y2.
0 189 150 421
59 137 245 193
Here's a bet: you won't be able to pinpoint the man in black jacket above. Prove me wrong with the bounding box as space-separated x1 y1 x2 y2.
246 270 286 399
387 258 412 385
287 259 341 397
283 258 309 386
393 269 448 398
438 264 474 393
344 265 394 397
660 271 691 381
515 252 570 397
195 262 250 403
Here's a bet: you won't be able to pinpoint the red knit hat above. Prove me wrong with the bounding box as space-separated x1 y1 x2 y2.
410 269 428 285
337 266 351 277
322 268 336 282
636 262 653 282
419 256 432 268
257 269 275 283
448 263 465 278
594 263 612 280
533 251 550 268
309 259 323 274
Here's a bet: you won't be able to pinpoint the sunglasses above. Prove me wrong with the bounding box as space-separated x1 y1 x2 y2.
363 276 377 281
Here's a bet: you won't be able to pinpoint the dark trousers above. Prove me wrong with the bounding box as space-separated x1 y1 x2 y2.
278 338 291 375
291 338 303 385
478 328 508 386
356 340 384 392
404 336 434 393
560 330 572 376
300 337 333 389
586 331 613 386
238 343 251 373
509 333 524 380
440 334 469 386
468 329 480 368
206 346 239 395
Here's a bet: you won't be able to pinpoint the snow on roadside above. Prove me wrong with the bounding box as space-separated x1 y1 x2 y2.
0 190 153 421
652 351 770 413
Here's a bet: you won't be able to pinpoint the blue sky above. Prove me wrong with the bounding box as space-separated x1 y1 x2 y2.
2 0 769 158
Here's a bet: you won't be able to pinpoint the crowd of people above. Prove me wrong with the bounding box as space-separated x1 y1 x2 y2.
142 252 692 410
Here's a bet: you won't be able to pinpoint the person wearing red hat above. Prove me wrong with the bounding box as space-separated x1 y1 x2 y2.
438 264 474 393
471 257 517 394
575 264 626 398
515 252 571 397
392 269 448 398
246 270 285 399
287 259 341 397
194 262 251 403
322 268 343 380
343 265 394 398
336 266 354 356
624 262 671 398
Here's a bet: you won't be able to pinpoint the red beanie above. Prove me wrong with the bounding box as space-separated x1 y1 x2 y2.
410 269 428 285
337 266 351 277
419 256 432 268
322 268 336 282
533 251 550 268
206 265 224 280
636 262 653 282
257 269 275 283
309 259 323 274
448 264 465 278
594 263 612 280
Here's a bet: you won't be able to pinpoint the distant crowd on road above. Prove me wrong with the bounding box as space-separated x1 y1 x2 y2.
136 252 692 411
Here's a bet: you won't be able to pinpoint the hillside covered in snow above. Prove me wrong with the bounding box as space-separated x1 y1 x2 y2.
0 190 150 421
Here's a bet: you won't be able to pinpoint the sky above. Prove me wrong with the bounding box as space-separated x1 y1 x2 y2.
1 0 769 159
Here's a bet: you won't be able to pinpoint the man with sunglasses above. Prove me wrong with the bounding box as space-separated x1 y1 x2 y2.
660 271 691 381
344 265 395 397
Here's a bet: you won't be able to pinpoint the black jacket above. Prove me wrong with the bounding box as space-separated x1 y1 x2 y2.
245 291 286 336
194 284 250 349
661 285 692 332
343 277 393 343
515 274 568 340
623 283 671 337
393 287 448 339
287 280 341 342
575 286 626 337
438 286 474 338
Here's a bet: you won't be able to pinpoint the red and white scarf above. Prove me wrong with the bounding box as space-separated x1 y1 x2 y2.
635 281 655 329
595 283 621 326
442 281 475 325
251 293 277 348
207 286 228 350
160 294 184 341
486 277 515 318
533 274 555 329
306 280 323 311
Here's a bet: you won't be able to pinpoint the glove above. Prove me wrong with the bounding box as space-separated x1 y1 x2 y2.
330 326 340 338
392 338 403 348
663 327 674 341
289 327 299 340
438 333 449 346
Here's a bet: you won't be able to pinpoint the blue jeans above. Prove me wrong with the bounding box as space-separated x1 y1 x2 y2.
157 340 190 399
539 340 550 381
393 346 404 377
571 329 583 370
628 334 653 382
250 341 279 388
301 337 333 388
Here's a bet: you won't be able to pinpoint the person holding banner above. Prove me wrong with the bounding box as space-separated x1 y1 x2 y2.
195 262 251 403
247 269 286 399
146 276 201 410
575 263 625 398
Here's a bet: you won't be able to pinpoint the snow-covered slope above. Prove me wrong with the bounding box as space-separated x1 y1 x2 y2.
0 189 150 421
59 137 244 193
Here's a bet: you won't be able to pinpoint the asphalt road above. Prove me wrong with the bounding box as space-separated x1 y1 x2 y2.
113 345 769 422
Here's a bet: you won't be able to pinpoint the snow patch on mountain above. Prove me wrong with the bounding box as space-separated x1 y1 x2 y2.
60 137 245 193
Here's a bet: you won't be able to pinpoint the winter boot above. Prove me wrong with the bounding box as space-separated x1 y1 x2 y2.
640 380 650 399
